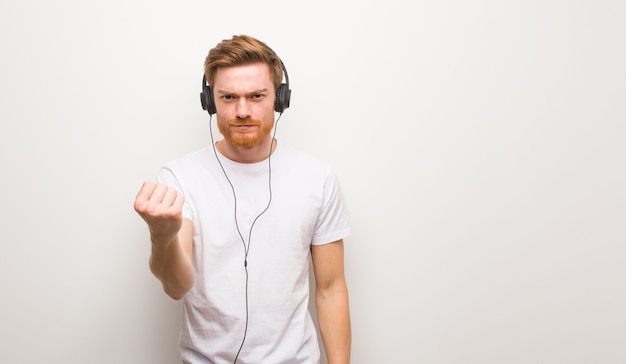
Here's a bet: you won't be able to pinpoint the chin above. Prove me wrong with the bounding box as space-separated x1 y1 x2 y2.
227 135 264 148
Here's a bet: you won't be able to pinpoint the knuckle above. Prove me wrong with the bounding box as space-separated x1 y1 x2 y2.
133 199 146 213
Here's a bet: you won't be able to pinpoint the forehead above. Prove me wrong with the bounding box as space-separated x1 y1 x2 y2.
213 63 273 91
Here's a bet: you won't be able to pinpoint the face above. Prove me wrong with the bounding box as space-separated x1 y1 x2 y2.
213 63 276 149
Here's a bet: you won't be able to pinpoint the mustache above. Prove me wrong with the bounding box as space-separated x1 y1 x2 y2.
227 118 262 126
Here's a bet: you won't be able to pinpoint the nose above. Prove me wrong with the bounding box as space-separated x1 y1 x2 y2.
235 98 251 119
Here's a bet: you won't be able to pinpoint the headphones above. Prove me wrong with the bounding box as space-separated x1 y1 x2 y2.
200 60 291 115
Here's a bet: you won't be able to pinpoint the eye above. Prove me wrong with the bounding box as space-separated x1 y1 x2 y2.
220 94 239 102
251 94 264 100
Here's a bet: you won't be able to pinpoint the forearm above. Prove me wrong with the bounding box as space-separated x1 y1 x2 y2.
316 288 351 364
149 236 194 300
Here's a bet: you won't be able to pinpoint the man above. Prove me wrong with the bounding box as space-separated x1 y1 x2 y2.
133 35 351 364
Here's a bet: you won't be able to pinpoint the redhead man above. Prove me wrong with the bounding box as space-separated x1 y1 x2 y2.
134 34 351 364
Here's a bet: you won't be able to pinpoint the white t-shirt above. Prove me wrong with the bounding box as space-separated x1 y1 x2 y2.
157 141 351 364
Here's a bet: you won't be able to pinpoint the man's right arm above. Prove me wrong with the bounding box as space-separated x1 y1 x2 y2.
134 181 195 300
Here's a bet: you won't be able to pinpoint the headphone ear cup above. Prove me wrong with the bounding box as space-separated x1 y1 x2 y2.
206 87 217 115
275 83 291 113
200 91 209 111
200 77 217 115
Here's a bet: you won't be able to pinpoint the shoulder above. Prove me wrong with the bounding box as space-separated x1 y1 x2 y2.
277 142 333 173
273 142 344 194
162 146 213 172
156 145 217 187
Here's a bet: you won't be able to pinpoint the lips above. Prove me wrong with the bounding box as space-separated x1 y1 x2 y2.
228 119 261 127
230 124 259 128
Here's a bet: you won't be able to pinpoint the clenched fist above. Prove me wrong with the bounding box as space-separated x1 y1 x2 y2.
134 181 185 244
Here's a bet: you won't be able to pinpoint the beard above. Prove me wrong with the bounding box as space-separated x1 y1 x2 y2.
217 117 275 148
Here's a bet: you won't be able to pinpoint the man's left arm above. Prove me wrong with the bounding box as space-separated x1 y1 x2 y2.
311 239 351 364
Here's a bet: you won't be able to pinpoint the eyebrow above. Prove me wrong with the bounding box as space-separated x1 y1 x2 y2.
216 88 269 96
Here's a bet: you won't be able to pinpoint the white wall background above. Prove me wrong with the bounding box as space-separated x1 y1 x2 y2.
1 0 625 363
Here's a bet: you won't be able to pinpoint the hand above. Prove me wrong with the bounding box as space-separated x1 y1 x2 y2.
134 181 185 244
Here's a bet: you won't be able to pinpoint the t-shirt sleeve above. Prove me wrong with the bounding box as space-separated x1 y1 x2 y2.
311 170 351 245
156 167 194 222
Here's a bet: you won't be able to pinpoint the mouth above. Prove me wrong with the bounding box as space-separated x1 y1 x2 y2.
231 124 258 128
229 124 260 133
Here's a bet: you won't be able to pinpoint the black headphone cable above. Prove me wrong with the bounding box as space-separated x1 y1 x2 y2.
208 113 282 363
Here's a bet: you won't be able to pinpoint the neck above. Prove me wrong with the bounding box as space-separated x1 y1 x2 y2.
216 137 277 164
